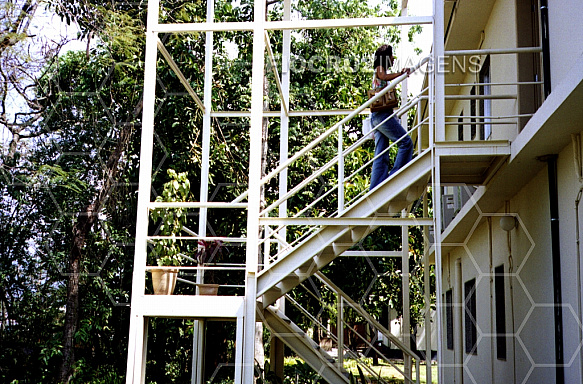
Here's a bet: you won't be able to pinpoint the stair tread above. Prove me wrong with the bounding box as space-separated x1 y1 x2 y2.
257 150 432 306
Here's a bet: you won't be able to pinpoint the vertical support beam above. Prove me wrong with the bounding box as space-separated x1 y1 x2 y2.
454 258 463 384
126 0 160 380
191 2 215 382
337 297 344 370
337 125 344 215
400 3 409 131
235 315 244 384
432 1 446 382
433 0 446 143
242 0 266 382
433 155 445 384
402 219 412 380
278 0 291 248
423 191 432 384
270 0 291 377
191 320 205 384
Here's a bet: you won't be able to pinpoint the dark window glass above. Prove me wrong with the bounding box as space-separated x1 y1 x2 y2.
495 265 507 360
446 289 454 350
464 278 477 354
458 112 464 141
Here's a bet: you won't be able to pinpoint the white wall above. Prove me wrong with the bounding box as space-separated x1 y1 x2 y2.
508 169 555 383
548 0 583 87
443 0 519 143
556 130 583 383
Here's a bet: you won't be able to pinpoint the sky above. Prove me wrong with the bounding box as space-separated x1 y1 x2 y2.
402 0 434 94
2 0 434 147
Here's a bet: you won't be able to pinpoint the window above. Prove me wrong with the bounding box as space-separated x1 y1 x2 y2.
464 278 477 354
458 112 464 141
470 87 476 140
446 289 454 350
479 56 491 140
495 265 507 360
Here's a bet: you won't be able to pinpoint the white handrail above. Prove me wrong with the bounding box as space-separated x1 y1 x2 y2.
232 56 431 204
315 271 421 361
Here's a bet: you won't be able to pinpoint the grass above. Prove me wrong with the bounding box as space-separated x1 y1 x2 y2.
343 358 438 384
280 356 438 384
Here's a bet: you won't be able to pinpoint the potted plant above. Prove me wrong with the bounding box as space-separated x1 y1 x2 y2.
149 169 190 295
195 239 223 295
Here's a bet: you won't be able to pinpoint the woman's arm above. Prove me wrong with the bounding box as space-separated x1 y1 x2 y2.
375 66 411 81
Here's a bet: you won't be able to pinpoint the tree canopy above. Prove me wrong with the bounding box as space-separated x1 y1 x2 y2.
0 0 433 382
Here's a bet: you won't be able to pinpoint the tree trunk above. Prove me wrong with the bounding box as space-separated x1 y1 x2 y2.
58 101 141 383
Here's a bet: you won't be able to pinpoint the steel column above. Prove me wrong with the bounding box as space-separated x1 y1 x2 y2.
125 0 160 379
242 0 266 381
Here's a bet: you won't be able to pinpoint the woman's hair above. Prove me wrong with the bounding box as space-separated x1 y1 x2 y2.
374 44 393 69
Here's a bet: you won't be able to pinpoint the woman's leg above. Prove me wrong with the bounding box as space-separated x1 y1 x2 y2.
375 111 413 176
370 128 391 190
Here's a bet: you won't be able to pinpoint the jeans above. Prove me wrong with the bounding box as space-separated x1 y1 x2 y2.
369 110 413 190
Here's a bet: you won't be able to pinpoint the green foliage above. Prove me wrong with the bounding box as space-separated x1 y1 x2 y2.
0 0 432 382
151 169 191 266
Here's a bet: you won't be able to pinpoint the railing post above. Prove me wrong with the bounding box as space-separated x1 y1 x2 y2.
337 125 344 215
336 296 344 370
402 216 412 382
417 99 423 154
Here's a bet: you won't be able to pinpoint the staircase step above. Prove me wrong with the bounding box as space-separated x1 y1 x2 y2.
351 226 371 242
296 260 317 277
406 185 425 202
257 149 433 306
263 307 350 384
387 200 408 213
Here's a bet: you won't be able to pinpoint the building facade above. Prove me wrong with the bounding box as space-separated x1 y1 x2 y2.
433 0 583 383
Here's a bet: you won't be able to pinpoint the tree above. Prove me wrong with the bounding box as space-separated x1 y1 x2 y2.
0 0 432 381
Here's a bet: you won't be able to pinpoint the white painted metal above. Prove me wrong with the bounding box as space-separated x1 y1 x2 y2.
210 109 369 117
259 217 433 226
263 307 350 383
232 57 430 204
444 46 542 56
338 125 344 215
123 0 465 381
241 0 266 381
125 0 160 379
400 5 409 131
149 202 248 208
264 31 289 116
433 1 446 382
423 192 432 384
402 218 412 380
256 150 433 302
234 316 244 384
156 39 205 112
315 272 421 383
153 16 434 33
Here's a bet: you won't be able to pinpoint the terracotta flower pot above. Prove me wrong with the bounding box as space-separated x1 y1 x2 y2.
151 268 178 295
197 283 219 296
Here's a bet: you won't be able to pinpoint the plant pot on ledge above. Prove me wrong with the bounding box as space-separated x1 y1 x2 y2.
197 283 219 296
151 268 179 295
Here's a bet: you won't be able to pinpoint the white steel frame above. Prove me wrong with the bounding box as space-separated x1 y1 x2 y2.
123 0 539 382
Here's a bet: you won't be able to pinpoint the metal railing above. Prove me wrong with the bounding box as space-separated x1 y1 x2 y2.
284 270 422 384
229 56 433 266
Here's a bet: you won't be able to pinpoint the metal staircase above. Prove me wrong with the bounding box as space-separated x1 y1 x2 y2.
125 0 518 382
263 306 351 384
258 149 432 308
